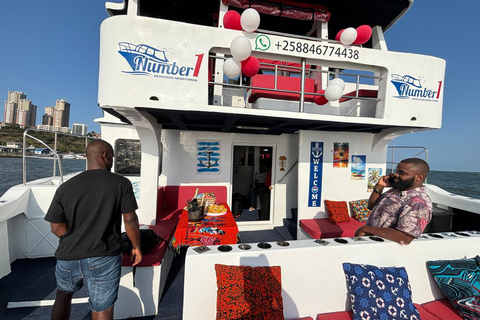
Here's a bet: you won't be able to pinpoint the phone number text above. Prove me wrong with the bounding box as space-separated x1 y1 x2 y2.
276 40 360 60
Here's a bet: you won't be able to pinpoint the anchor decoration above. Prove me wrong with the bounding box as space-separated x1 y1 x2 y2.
197 141 220 174
312 142 323 158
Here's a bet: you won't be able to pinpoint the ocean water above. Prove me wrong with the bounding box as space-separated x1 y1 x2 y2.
0 157 479 199
0 157 87 197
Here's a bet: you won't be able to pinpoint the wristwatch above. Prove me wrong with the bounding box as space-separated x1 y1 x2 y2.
373 187 383 195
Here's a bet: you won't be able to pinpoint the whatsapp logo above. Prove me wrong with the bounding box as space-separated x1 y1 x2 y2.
255 35 270 51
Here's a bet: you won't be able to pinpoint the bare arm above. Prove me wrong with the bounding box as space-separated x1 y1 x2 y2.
50 222 69 238
123 212 142 266
355 225 415 245
368 175 392 209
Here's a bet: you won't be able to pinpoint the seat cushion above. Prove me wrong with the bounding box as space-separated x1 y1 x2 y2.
325 200 350 223
164 185 227 210
300 218 365 239
414 303 443 320
349 199 371 222
249 74 315 103
215 264 284 320
421 299 464 319
427 256 480 319
343 263 421 320
316 311 353 319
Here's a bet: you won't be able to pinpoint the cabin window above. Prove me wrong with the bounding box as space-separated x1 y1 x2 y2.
115 139 142 176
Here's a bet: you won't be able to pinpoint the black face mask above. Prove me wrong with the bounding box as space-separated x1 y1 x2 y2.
391 176 415 191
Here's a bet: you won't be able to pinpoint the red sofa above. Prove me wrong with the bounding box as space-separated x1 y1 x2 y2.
249 74 316 103
300 217 365 239
122 185 227 267
316 299 463 320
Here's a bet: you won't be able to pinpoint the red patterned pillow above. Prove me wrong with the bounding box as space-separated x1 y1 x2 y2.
325 200 350 223
215 264 284 320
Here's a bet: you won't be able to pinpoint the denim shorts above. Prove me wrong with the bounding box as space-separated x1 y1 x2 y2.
55 254 122 312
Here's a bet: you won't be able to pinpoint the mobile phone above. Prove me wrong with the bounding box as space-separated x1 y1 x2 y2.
388 174 395 184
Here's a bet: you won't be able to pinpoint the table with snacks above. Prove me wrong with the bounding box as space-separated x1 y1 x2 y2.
171 202 240 252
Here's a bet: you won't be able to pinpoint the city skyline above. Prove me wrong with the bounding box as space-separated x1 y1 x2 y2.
2 90 90 133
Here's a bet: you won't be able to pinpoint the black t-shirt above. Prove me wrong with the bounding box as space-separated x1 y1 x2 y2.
45 169 138 260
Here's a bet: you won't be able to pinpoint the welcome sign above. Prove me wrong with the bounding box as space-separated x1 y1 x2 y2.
309 142 323 207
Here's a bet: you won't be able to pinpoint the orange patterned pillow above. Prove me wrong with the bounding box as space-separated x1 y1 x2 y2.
215 264 284 320
325 200 350 223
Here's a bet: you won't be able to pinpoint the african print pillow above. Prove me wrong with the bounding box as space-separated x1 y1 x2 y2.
343 263 420 320
215 264 284 320
325 200 350 223
427 256 480 319
349 199 371 222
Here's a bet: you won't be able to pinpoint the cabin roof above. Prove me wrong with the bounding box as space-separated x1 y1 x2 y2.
104 107 412 135
107 0 412 47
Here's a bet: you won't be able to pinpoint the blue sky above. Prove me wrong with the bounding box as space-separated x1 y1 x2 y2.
1 1 479 172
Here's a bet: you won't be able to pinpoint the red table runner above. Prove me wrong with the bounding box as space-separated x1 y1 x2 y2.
172 203 239 251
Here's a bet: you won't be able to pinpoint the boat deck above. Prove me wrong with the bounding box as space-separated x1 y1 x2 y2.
0 216 293 320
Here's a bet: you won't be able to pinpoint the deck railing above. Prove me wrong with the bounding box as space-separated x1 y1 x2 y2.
387 146 429 183
208 53 381 115
22 128 91 185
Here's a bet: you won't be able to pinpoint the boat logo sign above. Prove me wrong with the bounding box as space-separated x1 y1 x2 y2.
118 42 203 81
391 74 442 102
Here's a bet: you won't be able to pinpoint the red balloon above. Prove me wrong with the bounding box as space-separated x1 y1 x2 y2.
354 25 372 45
223 11 242 30
241 56 260 77
314 90 328 105
335 29 345 41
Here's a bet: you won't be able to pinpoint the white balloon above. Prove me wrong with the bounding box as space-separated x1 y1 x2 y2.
340 27 357 46
241 8 260 32
230 36 252 61
330 78 345 90
324 84 344 101
223 58 241 79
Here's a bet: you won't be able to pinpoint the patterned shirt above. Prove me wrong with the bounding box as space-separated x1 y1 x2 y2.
366 186 432 238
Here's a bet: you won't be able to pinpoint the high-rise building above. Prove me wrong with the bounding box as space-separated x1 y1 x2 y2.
3 91 28 125
42 106 55 125
72 123 88 136
16 99 37 127
53 99 70 128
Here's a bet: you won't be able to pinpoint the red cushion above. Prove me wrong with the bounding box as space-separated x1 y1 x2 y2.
164 186 227 210
121 236 167 267
300 218 365 239
288 318 313 320
421 299 464 320
324 200 350 223
249 74 316 103
414 303 443 320
215 264 284 320
316 311 353 320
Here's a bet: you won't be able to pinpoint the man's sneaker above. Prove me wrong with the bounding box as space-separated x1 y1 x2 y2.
249 207 255 211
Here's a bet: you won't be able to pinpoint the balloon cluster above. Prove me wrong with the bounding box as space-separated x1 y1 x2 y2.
335 25 372 46
314 78 345 105
222 9 261 79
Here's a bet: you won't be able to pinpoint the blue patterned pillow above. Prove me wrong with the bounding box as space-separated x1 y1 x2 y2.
343 263 420 320
427 256 480 319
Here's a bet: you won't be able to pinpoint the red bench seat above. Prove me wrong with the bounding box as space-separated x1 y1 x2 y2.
122 185 227 267
300 218 365 239
249 74 316 103
315 300 463 320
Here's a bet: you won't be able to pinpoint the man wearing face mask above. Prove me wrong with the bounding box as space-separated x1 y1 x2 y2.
355 158 432 245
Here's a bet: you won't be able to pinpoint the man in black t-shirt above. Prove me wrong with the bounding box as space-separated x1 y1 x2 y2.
45 140 142 320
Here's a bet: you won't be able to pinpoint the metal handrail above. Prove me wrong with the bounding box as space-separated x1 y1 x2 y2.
22 128 91 186
209 54 381 109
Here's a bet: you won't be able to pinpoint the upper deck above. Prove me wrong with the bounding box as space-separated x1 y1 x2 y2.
98 0 445 135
